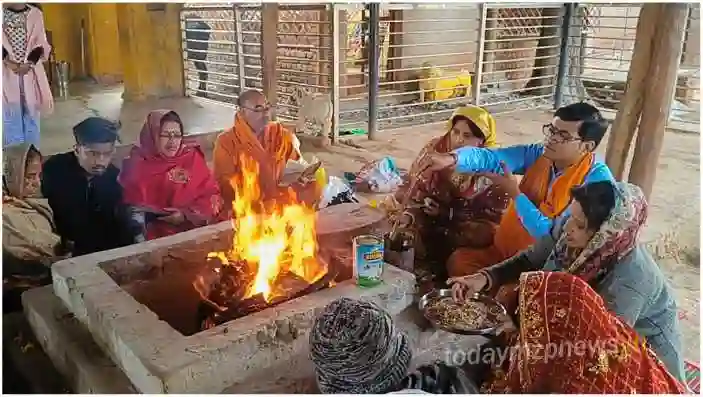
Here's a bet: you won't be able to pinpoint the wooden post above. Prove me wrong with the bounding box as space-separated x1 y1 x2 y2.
261 3 279 118
604 5 659 180
628 4 688 199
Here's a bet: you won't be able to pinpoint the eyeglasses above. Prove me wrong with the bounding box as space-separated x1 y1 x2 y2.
241 103 271 113
158 132 183 140
542 124 581 144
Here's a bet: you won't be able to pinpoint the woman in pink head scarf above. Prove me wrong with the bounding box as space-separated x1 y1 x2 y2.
3 3 53 148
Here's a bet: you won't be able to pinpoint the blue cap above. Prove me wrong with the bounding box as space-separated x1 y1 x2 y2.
73 117 121 145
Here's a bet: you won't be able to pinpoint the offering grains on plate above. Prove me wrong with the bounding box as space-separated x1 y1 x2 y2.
425 296 501 331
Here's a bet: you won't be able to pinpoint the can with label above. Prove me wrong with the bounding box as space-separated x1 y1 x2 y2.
353 235 385 287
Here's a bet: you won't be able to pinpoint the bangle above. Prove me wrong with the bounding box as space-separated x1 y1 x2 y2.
478 270 493 291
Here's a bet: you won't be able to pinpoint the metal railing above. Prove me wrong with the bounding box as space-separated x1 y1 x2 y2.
178 3 701 138
562 3 700 133
180 5 241 106
476 4 564 116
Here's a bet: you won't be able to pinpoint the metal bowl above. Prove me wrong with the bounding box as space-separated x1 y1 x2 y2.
418 289 507 336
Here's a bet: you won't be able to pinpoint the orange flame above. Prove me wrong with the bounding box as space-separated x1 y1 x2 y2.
208 154 326 302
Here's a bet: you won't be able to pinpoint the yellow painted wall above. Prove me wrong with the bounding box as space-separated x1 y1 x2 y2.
42 3 86 78
116 4 184 100
85 4 123 83
41 3 184 99
42 3 122 82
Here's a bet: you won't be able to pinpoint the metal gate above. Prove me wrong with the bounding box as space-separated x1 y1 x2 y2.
180 3 333 129
179 3 700 137
562 3 700 133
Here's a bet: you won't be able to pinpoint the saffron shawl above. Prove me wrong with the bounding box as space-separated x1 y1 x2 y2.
213 112 305 204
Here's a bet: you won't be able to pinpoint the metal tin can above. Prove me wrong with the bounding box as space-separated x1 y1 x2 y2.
353 235 384 287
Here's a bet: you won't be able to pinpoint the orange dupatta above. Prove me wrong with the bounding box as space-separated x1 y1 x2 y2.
494 152 595 255
448 152 594 276
213 113 300 204
483 271 686 394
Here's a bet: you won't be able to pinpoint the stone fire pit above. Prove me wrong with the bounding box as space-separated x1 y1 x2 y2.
51 220 415 393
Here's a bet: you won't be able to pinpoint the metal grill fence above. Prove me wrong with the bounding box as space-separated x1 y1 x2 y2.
562 3 700 133
180 3 700 139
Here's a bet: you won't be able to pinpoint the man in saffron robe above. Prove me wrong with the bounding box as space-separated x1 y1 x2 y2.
213 90 318 208
418 102 614 277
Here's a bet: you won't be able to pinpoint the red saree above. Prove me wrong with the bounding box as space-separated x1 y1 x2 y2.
120 110 223 240
482 271 686 394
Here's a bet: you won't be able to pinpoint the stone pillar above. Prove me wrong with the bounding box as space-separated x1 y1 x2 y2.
116 4 184 101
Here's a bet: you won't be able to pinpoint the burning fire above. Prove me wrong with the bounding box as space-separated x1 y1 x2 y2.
207 154 327 302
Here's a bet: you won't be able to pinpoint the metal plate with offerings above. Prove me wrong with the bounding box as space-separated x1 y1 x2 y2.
418 289 507 336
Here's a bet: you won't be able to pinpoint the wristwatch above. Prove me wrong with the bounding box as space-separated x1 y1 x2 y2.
449 152 458 167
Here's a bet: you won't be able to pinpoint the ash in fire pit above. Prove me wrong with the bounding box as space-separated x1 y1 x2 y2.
194 254 341 331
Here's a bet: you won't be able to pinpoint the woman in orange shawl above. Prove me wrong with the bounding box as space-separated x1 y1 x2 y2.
213 90 318 209
393 106 514 282
478 271 686 393
120 110 223 240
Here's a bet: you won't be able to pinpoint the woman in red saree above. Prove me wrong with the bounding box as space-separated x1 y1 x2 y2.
120 110 223 240
480 271 686 393
392 106 514 282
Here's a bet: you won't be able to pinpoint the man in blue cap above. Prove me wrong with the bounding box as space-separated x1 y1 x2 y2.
41 117 140 256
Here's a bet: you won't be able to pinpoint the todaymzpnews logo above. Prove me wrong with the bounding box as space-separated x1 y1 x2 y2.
444 336 647 365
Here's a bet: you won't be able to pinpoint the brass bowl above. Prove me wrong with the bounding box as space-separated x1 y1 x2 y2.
418 289 507 336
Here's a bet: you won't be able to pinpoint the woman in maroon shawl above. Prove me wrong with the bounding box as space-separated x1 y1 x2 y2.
120 110 223 240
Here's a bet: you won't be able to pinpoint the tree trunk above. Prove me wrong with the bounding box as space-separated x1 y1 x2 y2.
628 4 689 199
604 5 660 180
523 7 562 96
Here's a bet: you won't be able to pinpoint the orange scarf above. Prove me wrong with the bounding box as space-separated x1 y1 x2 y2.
213 113 299 203
494 152 594 257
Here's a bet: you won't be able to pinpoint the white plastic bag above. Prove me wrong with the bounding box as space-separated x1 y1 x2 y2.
356 156 404 193
319 176 359 209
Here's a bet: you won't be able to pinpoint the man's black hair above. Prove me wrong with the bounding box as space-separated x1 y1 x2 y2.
571 181 616 231
73 117 121 145
554 102 609 148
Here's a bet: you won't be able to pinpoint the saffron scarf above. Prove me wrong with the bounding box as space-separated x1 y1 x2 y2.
494 152 595 256
213 112 299 204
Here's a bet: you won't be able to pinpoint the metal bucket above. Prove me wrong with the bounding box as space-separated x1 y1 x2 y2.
54 61 70 97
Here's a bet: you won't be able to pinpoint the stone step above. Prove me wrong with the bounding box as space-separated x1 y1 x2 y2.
2 312 70 394
22 286 136 394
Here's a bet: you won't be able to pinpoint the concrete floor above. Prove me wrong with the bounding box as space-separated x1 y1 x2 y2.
40 82 236 155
